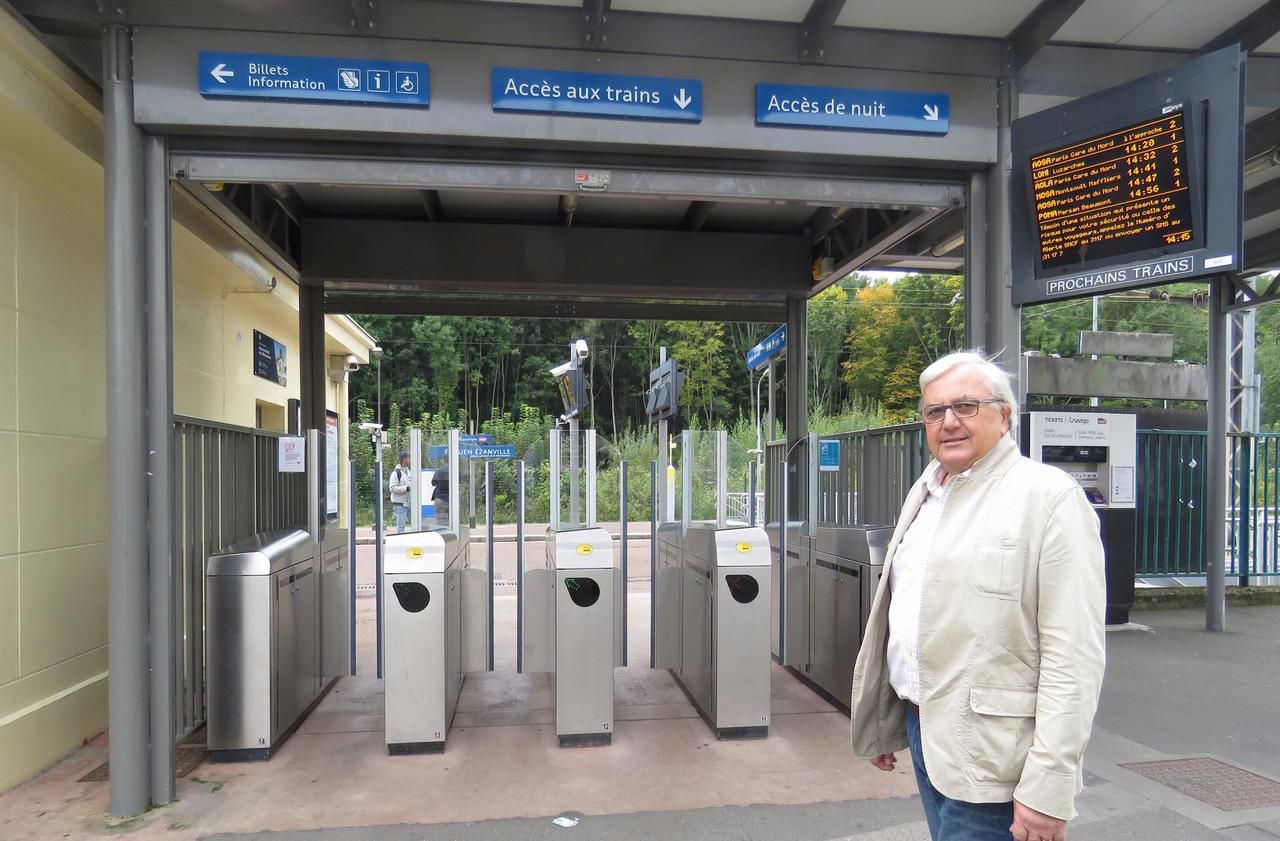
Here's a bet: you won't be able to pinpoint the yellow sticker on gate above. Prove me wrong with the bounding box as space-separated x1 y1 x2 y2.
736 541 752 554
406 547 424 559
576 544 594 556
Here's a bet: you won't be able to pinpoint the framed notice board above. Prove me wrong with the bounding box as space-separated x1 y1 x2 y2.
253 329 287 386
1011 46 1244 305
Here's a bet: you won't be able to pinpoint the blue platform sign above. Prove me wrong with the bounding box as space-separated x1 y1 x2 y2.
746 324 787 371
756 84 948 135
460 444 517 460
493 68 701 122
199 51 429 107
819 440 841 472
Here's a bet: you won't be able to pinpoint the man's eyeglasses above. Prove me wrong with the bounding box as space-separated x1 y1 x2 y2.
921 398 1004 424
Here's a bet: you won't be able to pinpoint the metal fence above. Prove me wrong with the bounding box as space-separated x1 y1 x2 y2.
814 423 929 528
173 417 308 739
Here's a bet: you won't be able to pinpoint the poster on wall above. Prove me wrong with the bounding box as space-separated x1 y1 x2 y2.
253 329 288 386
325 411 340 517
278 436 306 473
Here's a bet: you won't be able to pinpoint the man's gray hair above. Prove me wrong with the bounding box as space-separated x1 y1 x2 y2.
919 350 1019 437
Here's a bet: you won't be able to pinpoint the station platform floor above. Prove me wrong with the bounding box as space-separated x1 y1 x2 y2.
3 594 1280 840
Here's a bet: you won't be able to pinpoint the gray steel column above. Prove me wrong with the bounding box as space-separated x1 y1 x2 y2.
144 133 176 806
104 24 150 817
649 459 657 668
766 360 777 443
619 460 628 668
963 170 989 350
785 297 808 448
516 460 525 673
1206 278 1228 632
987 75 1022 394
298 285 327 430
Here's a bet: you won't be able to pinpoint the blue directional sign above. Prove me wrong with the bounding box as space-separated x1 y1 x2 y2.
819 440 841 472
460 444 517 460
199 52 429 107
493 68 701 122
746 324 787 371
756 84 948 135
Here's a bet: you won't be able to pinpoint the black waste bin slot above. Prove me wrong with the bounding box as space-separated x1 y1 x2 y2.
565 577 601 607
393 582 431 613
726 574 760 604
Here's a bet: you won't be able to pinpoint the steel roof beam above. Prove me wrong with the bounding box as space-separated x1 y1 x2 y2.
323 294 787 322
420 189 444 221
682 201 715 232
1246 178 1280 223
799 0 846 64
583 0 609 49
1199 0 1280 55
1248 109 1280 160
815 207 946 292
1007 0 1087 72
1246 228 1280 272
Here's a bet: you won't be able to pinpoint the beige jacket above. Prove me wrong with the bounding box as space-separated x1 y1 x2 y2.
849 436 1106 820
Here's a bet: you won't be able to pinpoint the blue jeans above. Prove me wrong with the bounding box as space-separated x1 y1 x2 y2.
906 705 1014 841
392 503 410 533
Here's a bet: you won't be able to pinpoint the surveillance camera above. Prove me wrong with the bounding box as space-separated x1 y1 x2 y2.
550 361 572 378
358 422 383 432
574 339 589 361
345 360 361 373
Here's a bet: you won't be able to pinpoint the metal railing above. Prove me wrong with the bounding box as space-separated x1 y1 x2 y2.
814 423 929 528
172 417 308 740
725 491 765 525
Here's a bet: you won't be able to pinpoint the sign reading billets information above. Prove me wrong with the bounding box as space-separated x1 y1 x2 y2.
460 444 516 460
755 84 948 135
1011 47 1243 305
199 51 430 107
492 68 701 122
745 324 787 371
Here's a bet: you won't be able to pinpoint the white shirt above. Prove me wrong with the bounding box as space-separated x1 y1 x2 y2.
887 462 954 705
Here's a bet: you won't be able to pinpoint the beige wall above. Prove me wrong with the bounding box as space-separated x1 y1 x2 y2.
0 13 372 793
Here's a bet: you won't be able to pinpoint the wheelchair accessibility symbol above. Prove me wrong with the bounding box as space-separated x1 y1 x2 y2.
395 71 419 95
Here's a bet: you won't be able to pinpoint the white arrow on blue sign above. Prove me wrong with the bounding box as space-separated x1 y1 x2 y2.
755 83 948 135
493 67 701 122
199 51 430 107
746 324 787 371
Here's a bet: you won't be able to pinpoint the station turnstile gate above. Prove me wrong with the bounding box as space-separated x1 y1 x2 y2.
383 528 465 754
656 522 773 739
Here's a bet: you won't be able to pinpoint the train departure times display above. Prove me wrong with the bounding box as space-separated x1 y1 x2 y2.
1030 108 1196 273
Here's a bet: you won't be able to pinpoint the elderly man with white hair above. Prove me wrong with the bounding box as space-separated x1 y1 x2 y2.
849 350 1106 841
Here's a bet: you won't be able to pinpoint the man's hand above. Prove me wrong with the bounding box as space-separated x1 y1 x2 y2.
1010 800 1067 841
870 753 897 772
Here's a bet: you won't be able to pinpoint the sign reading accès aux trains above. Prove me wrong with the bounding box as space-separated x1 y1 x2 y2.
199 52 430 107
755 84 949 135
492 68 701 122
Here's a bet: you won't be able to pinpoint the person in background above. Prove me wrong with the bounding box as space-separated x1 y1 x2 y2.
849 350 1106 841
389 451 412 533
431 461 450 526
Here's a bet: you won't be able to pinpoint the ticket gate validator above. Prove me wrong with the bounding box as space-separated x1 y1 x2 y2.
383 529 466 753
656 522 773 739
525 527 618 747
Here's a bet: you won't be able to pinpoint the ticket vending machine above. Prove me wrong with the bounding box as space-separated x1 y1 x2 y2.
1023 411 1137 624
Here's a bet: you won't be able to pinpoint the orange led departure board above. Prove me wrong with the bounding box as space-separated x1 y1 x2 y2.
1031 110 1195 272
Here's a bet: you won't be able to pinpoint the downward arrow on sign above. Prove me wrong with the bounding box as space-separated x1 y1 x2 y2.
674 88 692 109
923 103 940 121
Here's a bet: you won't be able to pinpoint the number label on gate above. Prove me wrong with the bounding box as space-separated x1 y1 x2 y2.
736 542 752 554
407 547 424 559
576 544 593 556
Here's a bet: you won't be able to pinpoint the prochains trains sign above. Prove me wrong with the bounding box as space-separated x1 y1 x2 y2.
1010 47 1243 305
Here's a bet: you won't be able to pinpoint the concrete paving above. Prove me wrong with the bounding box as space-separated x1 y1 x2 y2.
3 606 1280 840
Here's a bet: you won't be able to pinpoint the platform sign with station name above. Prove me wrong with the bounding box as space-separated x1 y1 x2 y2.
199 51 430 107
746 324 787 371
1011 47 1243 305
755 84 949 135
492 68 701 122
459 444 516 460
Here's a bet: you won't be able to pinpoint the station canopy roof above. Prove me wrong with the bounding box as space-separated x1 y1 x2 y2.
13 0 1280 319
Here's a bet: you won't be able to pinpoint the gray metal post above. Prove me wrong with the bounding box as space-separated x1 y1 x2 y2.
569 417 581 526
307 429 324 541
104 24 150 817
785 298 809 449
348 460 357 675
1206 278 1229 632
516 460 525 673
657 418 669 522
374 432 385 678
409 427 422 531
778 469 788 664
681 431 693 533
767 359 777 443
620 460 628 667
963 170 988 350
144 133 175 806
486 461 494 670
586 428 597 527
748 461 758 527
549 429 561 530
649 460 658 668
987 74 1022 393
715 430 728 528
449 429 461 535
